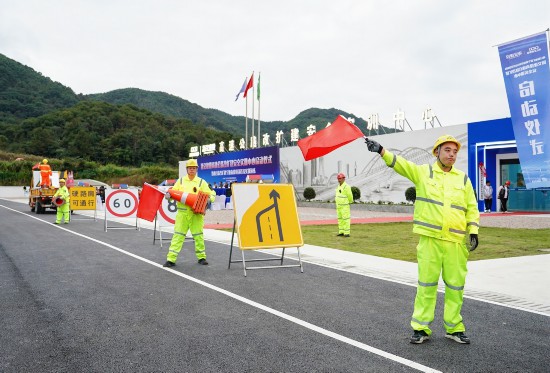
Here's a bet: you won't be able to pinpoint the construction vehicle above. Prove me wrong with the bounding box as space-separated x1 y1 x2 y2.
29 170 66 214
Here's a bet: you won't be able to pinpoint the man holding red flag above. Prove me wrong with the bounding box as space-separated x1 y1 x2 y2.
365 135 479 345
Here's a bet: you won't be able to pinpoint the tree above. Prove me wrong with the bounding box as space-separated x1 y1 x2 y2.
303 187 316 201
405 186 416 203
351 186 361 201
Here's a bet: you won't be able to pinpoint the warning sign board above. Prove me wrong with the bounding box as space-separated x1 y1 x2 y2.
70 186 97 210
232 183 303 250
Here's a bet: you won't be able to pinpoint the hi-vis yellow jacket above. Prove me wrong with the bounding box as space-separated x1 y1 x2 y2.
173 175 215 209
382 150 479 243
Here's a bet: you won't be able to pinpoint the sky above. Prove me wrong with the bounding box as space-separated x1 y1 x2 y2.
1 0 549 131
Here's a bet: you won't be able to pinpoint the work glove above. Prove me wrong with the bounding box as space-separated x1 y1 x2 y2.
469 234 479 251
365 138 384 154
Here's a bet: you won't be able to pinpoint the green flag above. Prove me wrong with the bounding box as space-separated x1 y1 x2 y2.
257 73 261 101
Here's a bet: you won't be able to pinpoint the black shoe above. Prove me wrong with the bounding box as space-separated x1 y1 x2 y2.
163 261 176 267
410 330 429 344
343 234 350 237
336 233 344 236
198 258 209 265
445 332 470 344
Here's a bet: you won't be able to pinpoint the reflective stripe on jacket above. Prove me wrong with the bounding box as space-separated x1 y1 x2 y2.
335 181 353 206
382 150 479 243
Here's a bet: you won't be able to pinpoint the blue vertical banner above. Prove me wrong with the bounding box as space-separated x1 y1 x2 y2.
498 31 550 188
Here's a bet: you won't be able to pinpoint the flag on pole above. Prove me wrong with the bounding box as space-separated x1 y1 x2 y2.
297 115 364 161
235 77 247 101
257 73 261 101
243 72 254 98
136 182 165 222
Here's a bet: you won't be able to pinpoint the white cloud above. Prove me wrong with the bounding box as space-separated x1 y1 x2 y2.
1 0 549 129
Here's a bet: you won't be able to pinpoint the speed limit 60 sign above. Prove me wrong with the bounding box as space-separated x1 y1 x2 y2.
158 197 177 224
105 189 139 218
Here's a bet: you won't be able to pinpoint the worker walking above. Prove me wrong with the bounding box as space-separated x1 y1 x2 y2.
39 159 52 188
366 135 480 345
335 172 354 237
53 179 71 224
163 159 215 267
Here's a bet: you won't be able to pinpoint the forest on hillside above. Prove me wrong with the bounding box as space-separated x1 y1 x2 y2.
0 101 233 167
0 52 398 170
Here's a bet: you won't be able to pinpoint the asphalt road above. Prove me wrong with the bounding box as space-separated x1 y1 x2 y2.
1 199 548 373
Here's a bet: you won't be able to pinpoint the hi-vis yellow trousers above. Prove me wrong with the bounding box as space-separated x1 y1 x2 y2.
411 235 469 335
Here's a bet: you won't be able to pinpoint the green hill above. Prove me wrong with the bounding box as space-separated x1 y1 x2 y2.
0 54 79 124
86 88 395 138
0 52 397 165
5 100 233 167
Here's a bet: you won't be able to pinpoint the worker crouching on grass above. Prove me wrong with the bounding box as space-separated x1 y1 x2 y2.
53 179 70 224
163 159 215 268
365 135 480 345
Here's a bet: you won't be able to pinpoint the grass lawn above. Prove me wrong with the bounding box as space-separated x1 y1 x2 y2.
299 222 550 262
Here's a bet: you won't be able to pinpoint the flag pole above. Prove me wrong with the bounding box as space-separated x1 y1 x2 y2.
245 95 248 149
251 71 255 148
257 72 261 147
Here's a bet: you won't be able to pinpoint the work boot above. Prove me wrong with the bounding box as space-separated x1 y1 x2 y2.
336 233 344 236
343 234 350 237
410 330 429 344
54 222 60 225
445 332 470 344
198 258 209 265
163 261 176 267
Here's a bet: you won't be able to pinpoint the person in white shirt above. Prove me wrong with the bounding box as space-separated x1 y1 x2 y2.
483 181 493 212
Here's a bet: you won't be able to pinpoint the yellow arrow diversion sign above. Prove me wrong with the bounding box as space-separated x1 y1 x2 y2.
232 184 303 250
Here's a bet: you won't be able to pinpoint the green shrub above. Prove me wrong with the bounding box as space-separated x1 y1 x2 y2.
405 186 416 202
303 187 316 201
351 186 361 201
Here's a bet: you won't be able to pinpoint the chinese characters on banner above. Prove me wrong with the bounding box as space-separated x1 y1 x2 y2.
498 31 550 188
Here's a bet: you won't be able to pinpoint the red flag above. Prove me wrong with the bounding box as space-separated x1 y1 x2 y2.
32 162 40 170
243 72 254 98
297 116 364 161
137 182 165 222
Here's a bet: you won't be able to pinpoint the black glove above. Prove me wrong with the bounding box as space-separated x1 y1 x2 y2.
469 234 479 251
365 138 383 154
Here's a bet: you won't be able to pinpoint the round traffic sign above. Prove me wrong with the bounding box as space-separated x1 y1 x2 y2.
106 190 139 217
158 197 177 224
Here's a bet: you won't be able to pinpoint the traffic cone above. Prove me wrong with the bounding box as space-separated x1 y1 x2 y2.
137 183 164 221
166 189 209 214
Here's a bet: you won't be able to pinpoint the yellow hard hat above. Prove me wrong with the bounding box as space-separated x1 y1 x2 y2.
59 178 66 183
432 135 461 156
42 159 48 164
186 159 198 167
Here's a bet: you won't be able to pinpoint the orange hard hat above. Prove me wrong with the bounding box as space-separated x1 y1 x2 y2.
337 173 345 179
505 180 511 185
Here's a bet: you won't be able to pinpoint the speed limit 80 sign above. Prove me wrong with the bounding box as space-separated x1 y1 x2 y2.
105 189 139 218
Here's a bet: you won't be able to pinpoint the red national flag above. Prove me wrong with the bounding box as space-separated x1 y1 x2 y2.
243 72 254 98
32 162 40 170
297 116 364 161
137 182 165 222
